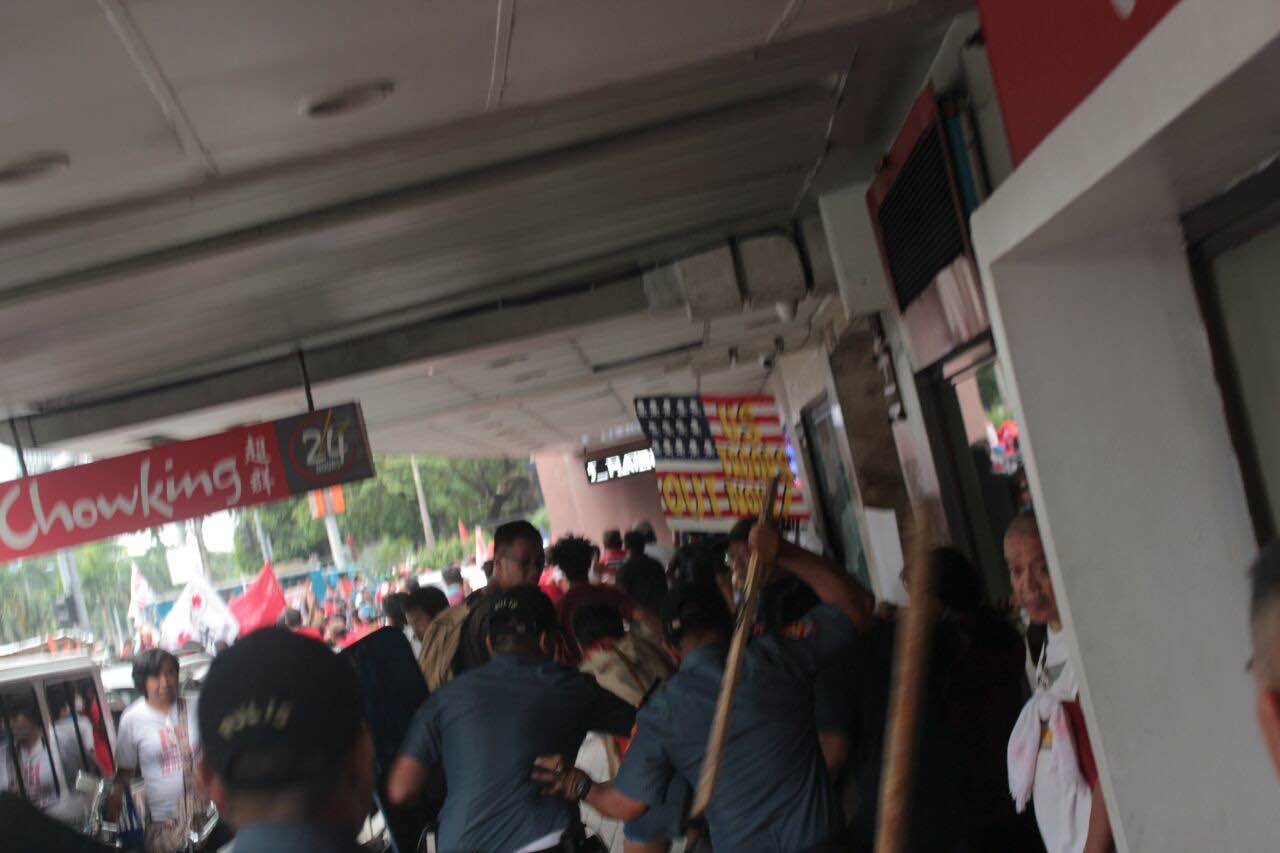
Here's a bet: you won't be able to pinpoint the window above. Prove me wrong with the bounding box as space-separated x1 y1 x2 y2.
1186 159 1280 542
45 678 105 788
0 686 61 811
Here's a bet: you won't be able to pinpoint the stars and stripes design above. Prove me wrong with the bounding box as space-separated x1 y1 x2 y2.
634 394 811 532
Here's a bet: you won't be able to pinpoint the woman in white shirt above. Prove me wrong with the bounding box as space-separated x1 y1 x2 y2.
1 692 60 812
110 649 202 853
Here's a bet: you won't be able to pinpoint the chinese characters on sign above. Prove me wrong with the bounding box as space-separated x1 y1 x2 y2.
0 403 375 561
634 394 810 533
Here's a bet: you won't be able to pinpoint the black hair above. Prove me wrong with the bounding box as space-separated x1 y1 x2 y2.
442 566 464 586
403 586 449 619
661 583 733 645
602 529 623 551
932 546 984 613
618 557 668 617
623 530 647 555
633 520 658 544
572 603 626 651
223 744 344 797
44 684 72 718
727 516 757 544
381 594 406 630
131 648 179 695
493 520 542 556
550 535 595 583
670 542 728 588
283 608 303 630
3 690 39 723
759 576 820 632
482 560 495 580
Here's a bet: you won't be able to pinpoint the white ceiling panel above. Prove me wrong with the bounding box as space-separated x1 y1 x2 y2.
0 0 957 456
124 0 496 168
0 0 198 224
784 0 901 37
502 0 789 105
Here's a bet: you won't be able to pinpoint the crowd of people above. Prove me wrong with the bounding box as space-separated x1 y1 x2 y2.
9 509 1280 853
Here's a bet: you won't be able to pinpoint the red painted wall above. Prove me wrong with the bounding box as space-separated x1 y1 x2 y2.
978 0 1183 164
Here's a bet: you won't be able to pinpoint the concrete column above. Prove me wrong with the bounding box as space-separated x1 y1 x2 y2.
980 221 1274 849
826 320 913 542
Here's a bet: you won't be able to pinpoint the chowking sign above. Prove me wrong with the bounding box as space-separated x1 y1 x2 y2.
635 394 810 533
0 403 374 561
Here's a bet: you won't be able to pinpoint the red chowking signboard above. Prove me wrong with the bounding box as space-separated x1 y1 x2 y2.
978 0 1182 164
634 394 810 533
0 403 374 561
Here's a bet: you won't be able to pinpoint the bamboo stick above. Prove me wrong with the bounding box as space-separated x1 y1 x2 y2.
688 473 782 819
874 507 937 853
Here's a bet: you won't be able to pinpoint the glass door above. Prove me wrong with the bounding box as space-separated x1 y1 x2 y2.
800 395 871 589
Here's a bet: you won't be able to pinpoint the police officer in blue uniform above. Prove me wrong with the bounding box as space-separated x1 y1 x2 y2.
388 585 636 852
195 627 375 853
536 525 873 853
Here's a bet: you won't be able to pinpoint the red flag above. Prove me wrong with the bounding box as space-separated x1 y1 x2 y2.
458 519 470 542
228 563 286 635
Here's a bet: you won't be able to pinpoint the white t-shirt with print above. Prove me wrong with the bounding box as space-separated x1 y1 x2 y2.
1032 626 1091 853
0 739 60 811
53 714 98 783
115 697 199 822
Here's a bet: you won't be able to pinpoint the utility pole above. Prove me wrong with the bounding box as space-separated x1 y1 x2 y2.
55 549 91 630
190 518 211 577
253 509 274 564
323 490 348 568
410 455 437 550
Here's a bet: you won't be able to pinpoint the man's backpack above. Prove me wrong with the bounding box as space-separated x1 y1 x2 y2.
417 601 472 691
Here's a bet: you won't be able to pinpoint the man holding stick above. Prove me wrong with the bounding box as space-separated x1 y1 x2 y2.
535 526 872 852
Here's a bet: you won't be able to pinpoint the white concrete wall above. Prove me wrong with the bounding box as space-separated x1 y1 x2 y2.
971 2 1280 849
984 226 1269 851
817 182 891 321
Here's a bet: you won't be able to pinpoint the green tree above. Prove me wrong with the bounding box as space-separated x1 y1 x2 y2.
233 455 545 572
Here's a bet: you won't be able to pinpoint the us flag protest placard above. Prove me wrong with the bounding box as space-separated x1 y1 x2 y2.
634 394 810 533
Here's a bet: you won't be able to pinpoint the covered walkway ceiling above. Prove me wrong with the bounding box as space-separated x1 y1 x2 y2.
0 0 966 458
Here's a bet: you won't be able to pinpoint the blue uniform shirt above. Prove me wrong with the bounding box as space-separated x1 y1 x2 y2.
615 603 855 852
400 650 635 853
231 821 364 853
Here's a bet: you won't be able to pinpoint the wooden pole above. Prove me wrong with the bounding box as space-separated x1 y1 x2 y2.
874 507 937 853
689 473 782 819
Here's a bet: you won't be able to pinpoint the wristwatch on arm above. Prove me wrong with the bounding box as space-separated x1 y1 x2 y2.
570 770 593 802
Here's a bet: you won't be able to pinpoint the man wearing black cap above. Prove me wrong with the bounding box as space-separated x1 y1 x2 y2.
536 527 873 852
388 585 636 852
195 628 375 853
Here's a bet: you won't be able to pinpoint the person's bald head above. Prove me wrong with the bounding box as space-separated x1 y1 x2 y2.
1249 541 1280 780
1004 511 1040 545
1003 510 1060 628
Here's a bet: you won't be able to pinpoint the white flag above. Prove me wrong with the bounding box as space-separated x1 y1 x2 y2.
159 575 239 651
127 562 155 625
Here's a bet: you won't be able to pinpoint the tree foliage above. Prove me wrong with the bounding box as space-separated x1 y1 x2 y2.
232 454 543 571
0 454 544 645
